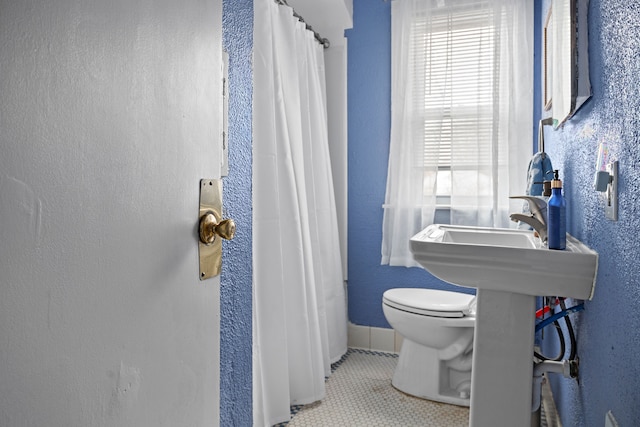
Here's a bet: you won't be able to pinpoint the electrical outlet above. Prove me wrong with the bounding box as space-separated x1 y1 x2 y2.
604 161 618 221
605 410 619 427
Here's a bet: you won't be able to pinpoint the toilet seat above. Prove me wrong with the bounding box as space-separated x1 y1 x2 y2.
383 288 475 318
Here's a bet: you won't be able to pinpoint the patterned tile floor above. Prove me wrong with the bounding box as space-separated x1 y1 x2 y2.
280 348 470 427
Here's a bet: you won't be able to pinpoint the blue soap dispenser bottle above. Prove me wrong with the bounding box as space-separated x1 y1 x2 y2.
547 170 566 250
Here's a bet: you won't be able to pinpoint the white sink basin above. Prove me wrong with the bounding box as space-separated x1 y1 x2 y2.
410 224 598 300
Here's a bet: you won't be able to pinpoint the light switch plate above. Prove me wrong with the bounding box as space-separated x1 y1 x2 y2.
605 161 618 221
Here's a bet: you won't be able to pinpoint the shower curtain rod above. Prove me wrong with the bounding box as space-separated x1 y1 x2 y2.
274 0 331 48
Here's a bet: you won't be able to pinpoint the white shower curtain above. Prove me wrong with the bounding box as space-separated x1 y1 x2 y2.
252 0 348 425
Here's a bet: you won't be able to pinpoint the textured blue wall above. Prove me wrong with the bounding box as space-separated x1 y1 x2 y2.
221 0 253 425
538 0 640 425
345 0 473 329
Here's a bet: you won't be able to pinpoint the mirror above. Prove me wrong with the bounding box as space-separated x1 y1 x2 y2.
543 7 553 111
547 0 591 128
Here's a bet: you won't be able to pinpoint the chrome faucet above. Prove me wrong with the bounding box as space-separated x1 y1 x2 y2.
509 196 548 243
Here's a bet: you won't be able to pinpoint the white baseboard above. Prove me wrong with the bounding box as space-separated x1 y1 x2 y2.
347 323 402 353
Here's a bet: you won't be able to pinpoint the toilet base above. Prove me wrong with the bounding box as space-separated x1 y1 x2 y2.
392 339 472 407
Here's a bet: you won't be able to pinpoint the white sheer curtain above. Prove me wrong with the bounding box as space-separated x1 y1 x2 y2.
382 0 533 267
252 0 348 425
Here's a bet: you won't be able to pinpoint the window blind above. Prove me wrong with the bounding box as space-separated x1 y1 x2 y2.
409 3 500 170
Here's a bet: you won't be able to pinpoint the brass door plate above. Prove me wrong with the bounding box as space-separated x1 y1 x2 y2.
199 179 223 280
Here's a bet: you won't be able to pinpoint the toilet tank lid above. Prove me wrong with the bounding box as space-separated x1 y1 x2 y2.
383 288 475 313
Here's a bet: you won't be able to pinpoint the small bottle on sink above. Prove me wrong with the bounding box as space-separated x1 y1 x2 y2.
547 170 566 250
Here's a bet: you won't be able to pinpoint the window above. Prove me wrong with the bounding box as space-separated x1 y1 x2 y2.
382 0 532 267
415 4 497 214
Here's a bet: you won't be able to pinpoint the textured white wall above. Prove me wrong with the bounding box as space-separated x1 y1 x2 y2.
0 0 222 426
325 45 349 280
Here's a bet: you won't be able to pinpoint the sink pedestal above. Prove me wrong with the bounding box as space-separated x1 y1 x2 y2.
470 289 536 427
409 225 598 425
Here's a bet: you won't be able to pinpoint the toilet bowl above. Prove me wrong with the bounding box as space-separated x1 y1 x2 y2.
382 288 476 407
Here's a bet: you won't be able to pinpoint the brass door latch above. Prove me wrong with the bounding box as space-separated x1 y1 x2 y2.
198 179 235 280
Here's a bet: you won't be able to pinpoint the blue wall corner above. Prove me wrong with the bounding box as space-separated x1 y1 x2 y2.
221 0 253 425
346 0 473 329
533 0 543 150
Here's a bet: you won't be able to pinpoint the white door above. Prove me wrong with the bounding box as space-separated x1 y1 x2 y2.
0 1 223 426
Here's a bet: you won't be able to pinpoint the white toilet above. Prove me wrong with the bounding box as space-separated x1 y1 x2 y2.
382 288 476 407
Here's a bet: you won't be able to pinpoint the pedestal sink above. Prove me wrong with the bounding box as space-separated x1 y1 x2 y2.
410 224 598 427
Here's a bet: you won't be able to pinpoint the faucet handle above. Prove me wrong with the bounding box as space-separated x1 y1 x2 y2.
510 196 547 219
